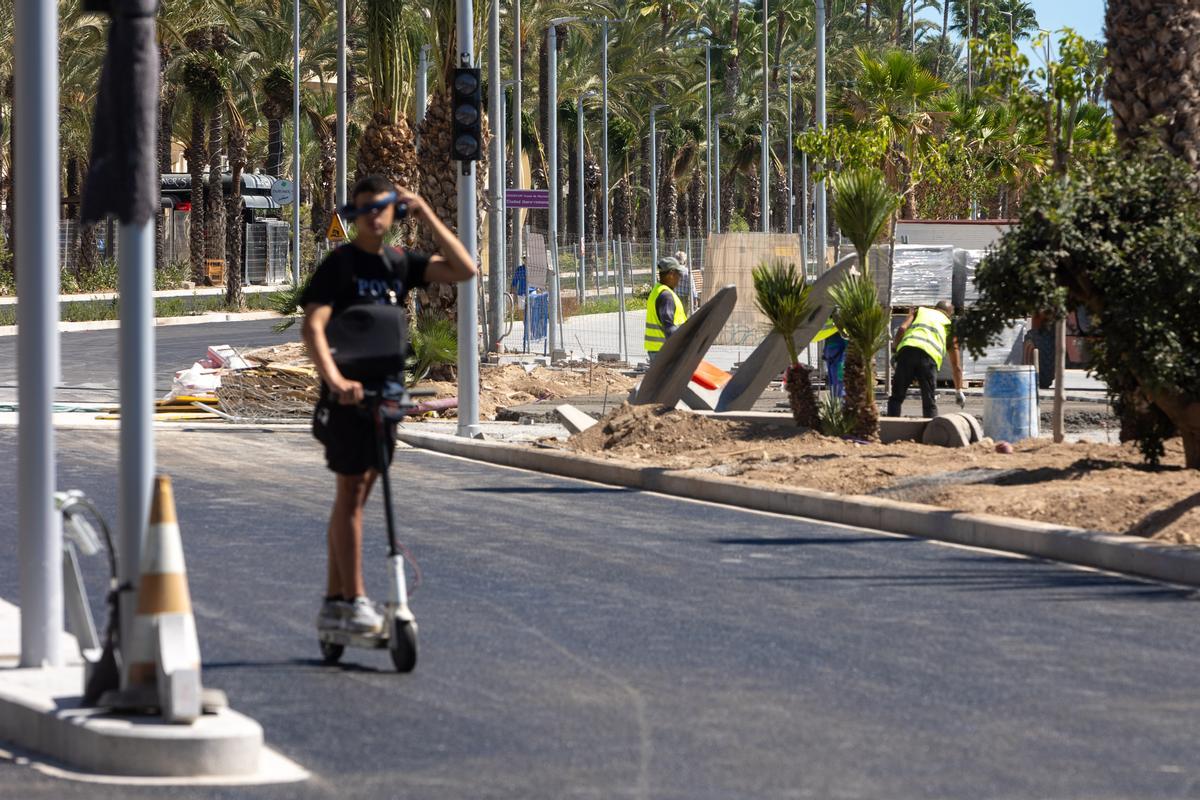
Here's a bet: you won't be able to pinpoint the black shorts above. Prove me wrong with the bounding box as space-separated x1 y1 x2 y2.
312 397 396 476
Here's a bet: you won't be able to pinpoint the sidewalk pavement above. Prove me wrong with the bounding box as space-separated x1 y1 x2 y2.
0 599 305 784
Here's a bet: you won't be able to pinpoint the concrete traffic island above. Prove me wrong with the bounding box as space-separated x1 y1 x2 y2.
396 428 1200 588
0 601 306 784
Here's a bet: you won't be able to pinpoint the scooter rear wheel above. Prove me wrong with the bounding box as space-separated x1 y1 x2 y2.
320 640 345 665
389 619 418 672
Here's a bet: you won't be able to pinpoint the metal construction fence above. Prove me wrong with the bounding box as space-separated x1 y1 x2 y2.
56 217 292 286
494 232 711 361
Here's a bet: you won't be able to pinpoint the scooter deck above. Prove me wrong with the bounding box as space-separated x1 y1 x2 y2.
318 627 390 650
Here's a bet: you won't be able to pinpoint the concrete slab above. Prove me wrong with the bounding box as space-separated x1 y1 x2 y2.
878 417 930 444
717 254 858 412
632 285 737 407
554 404 597 434
0 600 299 783
922 415 972 448
681 381 721 411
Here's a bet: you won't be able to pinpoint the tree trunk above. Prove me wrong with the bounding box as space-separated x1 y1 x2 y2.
725 0 741 106
66 156 81 281
864 1 872 32
158 77 176 271
895 2 905 46
188 104 207 283
746 165 761 230
267 117 283 177
225 120 247 310
936 0 951 78
785 363 821 429
1106 0 1200 171
206 104 225 271
311 125 336 242
568 125 581 237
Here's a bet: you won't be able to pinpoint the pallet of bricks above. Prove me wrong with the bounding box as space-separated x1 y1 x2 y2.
884 245 1026 385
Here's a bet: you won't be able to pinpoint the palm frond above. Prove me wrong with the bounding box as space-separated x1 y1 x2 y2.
752 259 812 365
830 168 901 271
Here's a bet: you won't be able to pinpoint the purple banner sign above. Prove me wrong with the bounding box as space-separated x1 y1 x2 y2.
506 189 550 209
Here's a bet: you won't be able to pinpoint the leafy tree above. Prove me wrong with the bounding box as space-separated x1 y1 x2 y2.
957 145 1200 467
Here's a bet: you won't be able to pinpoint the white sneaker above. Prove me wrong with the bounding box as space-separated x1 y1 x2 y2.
317 599 344 631
343 596 384 634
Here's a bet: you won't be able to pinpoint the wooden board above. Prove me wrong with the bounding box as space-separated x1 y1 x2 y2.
632 285 738 407
716 253 858 412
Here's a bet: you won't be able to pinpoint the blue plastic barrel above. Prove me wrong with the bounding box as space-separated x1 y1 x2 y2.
982 365 1039 442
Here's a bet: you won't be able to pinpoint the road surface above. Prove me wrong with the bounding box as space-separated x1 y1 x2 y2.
0 427 1197 799
0 319 298 403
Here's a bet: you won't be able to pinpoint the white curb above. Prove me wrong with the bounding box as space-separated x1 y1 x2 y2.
0 311 282 337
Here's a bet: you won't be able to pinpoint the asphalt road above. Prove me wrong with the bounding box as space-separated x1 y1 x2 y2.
0 319 298 403
1 427 1198 799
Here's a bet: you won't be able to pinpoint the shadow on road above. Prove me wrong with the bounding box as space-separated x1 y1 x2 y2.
714 535 908 547
203 658 385 674
460 486 635 495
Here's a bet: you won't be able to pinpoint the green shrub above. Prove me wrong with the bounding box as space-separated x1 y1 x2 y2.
957 143 1200 467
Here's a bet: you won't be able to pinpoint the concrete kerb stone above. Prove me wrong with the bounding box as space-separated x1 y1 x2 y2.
395 429 1200 588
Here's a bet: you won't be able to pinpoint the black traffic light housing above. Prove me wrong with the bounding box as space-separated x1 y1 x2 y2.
451 68 483 169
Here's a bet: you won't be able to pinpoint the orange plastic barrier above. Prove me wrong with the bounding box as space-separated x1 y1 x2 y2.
692 360 732 391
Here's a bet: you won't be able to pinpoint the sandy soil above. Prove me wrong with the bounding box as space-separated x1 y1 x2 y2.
556 404 1200 545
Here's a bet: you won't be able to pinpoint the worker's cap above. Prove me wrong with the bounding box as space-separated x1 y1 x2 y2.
657 257 687 275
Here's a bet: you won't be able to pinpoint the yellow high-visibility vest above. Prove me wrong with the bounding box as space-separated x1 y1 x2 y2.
897 306 952 369
645 283 687 354
814 318 842 342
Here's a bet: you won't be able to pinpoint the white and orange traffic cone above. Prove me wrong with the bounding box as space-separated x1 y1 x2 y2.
124 475 203 723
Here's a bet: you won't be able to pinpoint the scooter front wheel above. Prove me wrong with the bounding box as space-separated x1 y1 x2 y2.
389 618 418 673
320 639 345 665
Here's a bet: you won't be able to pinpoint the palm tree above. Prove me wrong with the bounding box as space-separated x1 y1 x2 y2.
840 47 947 217
357 0 419 195
753 260 820 429
829 169 899 439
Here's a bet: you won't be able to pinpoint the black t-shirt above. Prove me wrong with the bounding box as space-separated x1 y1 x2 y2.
300 243 431 316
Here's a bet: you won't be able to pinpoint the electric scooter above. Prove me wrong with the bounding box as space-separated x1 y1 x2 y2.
318 381 430 672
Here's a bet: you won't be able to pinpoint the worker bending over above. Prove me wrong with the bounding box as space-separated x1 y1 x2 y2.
644 257 688 363
887 299 965 418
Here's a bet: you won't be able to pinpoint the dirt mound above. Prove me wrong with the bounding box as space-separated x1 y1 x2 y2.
571 403 743 456
415 363 638 421
558 409 1200 545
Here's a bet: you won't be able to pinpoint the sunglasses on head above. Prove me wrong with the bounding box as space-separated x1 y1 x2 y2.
340 192 408 221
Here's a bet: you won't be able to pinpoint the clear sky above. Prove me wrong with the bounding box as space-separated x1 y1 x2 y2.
1033 0 1105 41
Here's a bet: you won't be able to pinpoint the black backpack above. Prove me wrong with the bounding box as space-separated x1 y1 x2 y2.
324 246 410 382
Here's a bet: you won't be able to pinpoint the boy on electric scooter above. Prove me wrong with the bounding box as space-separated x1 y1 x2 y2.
301 175 476 634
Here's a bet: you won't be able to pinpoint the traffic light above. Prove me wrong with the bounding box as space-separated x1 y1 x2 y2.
451 68 482 165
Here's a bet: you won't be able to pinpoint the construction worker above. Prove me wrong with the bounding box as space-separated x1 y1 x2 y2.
644 257 688 363
815 318 848 399
887 299 965 418
301 175 475 635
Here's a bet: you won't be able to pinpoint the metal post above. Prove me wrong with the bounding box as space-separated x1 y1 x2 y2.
786 65 794 235
649 104 666 269
577 94 586 301
117 222 154 686
15 0 62 668
814 0 828 270
416 44 430 134
511 0 523 281
336 0 347 206
616 234 626 361
457 0 481 437
601 19 610 281
487 0 505 353
546 22 561 357
714 115 722 234
705 42 713 236
801 144 809 264
292 0 301 284
760 0 769 233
